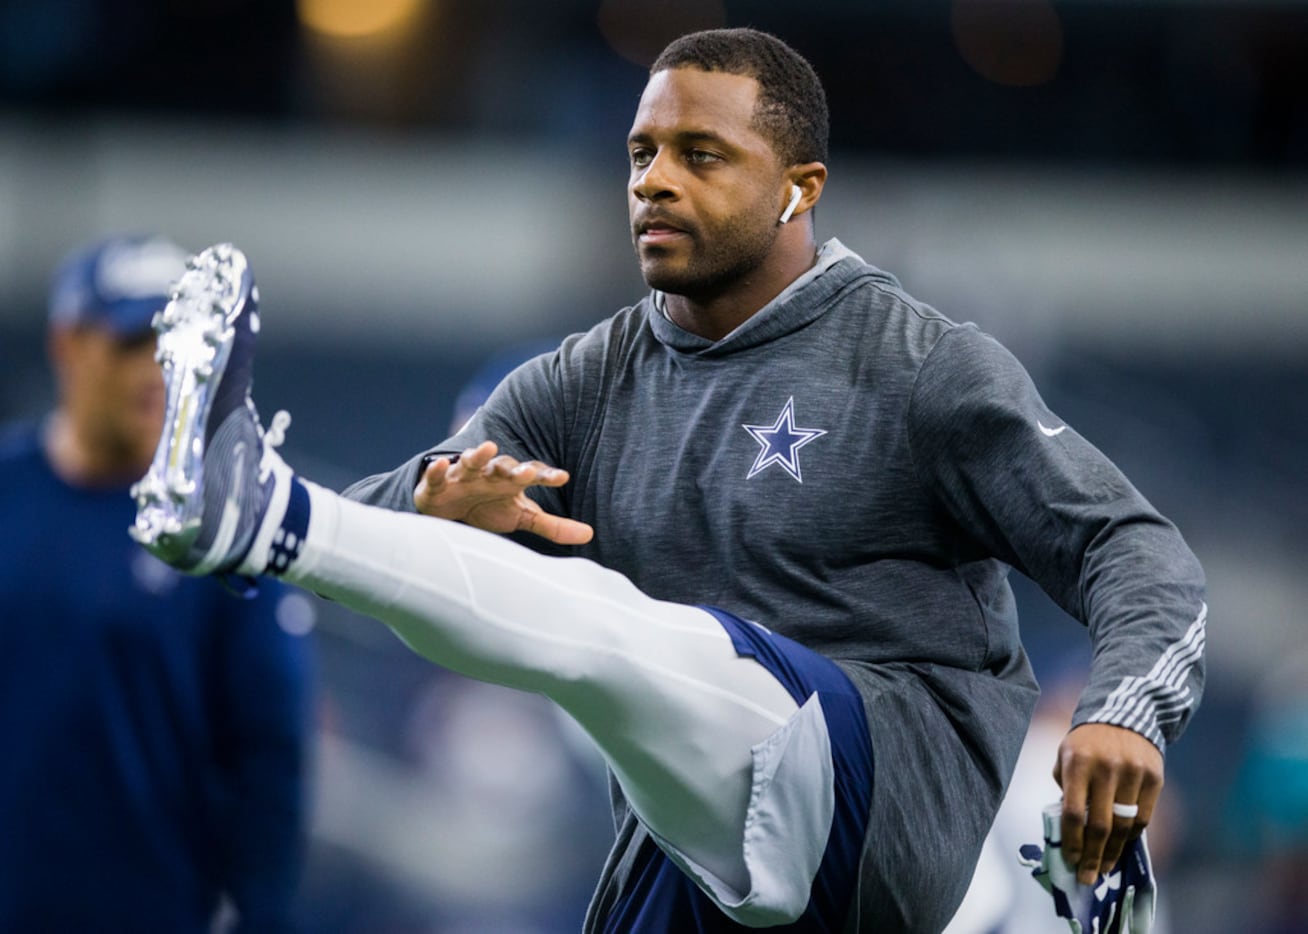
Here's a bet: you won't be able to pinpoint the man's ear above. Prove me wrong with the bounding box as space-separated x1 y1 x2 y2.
784 162 828 221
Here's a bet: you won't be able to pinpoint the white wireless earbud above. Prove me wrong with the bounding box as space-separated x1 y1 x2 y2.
779 184 802 224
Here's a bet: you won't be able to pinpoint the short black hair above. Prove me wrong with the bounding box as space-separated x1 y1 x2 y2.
650 28 829 166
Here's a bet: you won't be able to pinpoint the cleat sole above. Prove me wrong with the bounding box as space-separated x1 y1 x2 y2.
131 244 250 558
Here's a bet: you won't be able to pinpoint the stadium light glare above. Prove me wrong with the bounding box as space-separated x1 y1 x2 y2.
297 0 424 40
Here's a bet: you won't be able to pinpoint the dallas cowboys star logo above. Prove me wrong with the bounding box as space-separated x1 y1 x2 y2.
742 397 827 482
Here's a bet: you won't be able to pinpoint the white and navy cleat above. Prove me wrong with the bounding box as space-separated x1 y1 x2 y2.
130 243 300 583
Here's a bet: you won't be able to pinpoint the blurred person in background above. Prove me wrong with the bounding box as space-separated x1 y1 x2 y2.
0 233 314 932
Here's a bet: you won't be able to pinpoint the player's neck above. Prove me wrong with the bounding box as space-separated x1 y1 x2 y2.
665 234 818 342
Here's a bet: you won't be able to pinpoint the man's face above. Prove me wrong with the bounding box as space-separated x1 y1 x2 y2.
57 326 165 472
628 68 786 298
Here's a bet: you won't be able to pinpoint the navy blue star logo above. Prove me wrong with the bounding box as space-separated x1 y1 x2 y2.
742 397 827 482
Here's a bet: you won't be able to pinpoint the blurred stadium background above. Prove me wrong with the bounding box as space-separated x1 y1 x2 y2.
1 1 1306 931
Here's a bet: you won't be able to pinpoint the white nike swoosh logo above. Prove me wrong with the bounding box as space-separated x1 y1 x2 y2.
1038 421 1067 437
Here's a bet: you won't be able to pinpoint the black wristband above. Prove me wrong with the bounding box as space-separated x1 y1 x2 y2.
416 451 460 488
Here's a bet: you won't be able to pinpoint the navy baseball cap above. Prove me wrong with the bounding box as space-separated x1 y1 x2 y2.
48 234 190 338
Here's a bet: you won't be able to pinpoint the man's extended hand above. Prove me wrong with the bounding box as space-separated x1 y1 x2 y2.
1054 723 1164 885
413 441 594 546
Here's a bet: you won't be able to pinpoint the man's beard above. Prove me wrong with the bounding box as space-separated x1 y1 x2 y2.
636 206 779 299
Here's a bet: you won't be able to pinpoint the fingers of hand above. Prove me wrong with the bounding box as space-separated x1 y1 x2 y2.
480 456 567 487
424 456 451 483
524 510 594 545
419 442 577 537
521 461 569 486
443 440 571 490
455 442 498 478
1100 760 1162 877
1058 787 1090 882
1064 786 1137 885
414 457 452 511
1057 733 1162 884
1095 795 1142 878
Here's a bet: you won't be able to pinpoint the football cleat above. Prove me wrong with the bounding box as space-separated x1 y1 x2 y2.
130 243 293 579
